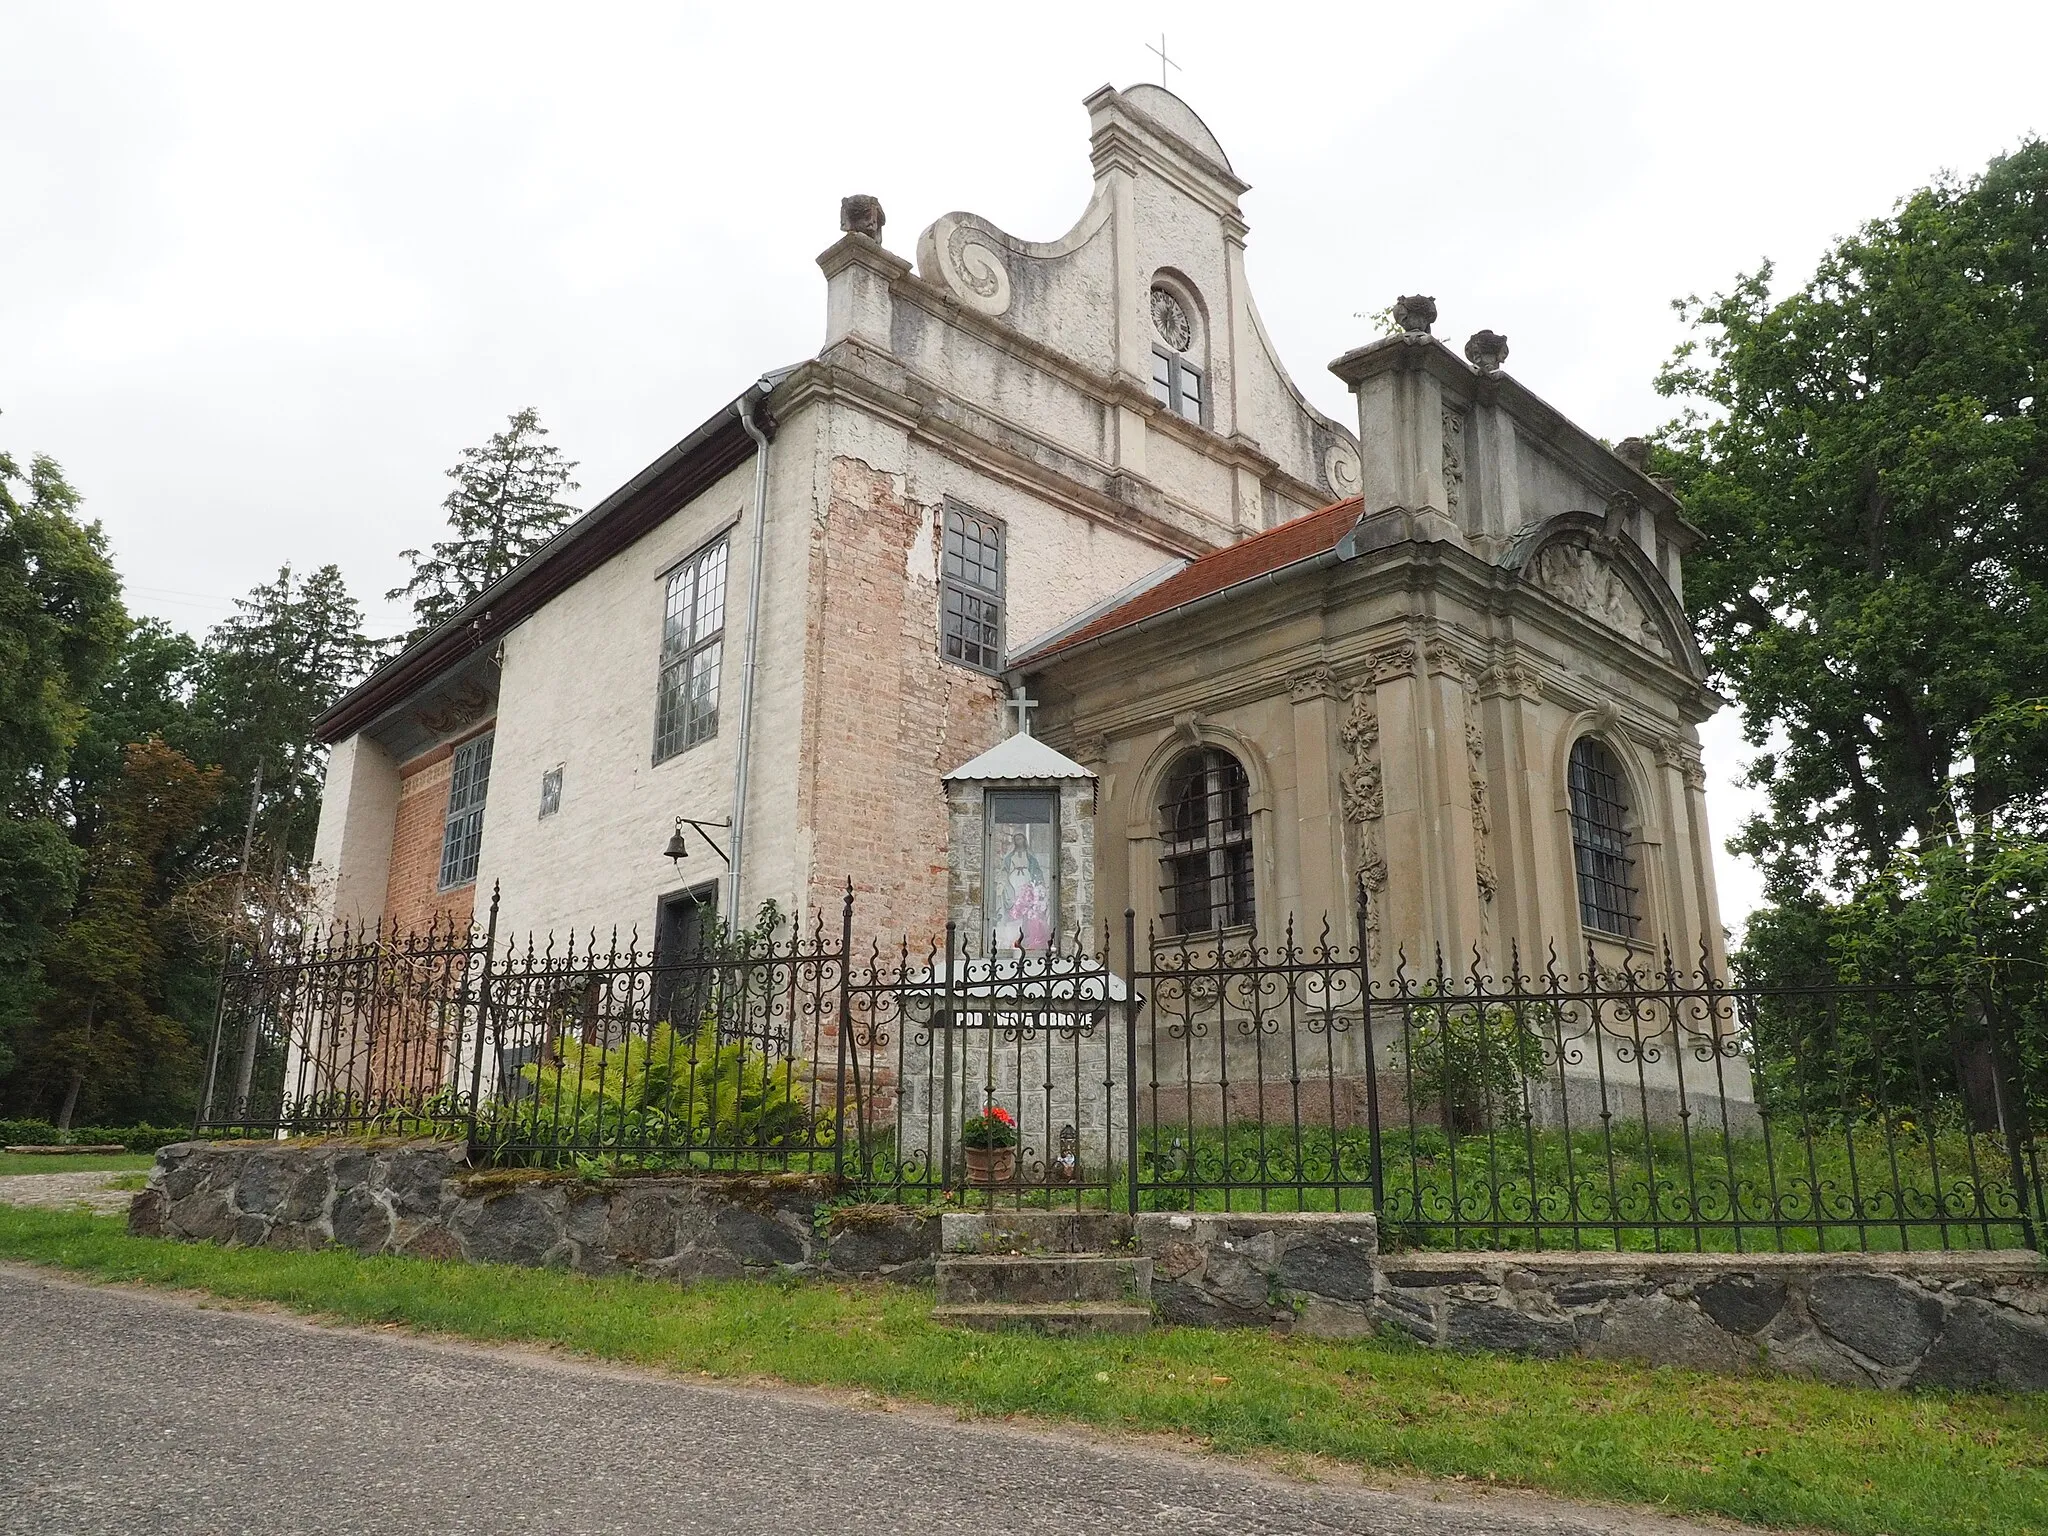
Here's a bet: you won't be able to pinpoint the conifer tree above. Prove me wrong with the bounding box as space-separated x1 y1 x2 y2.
388 407 580 637
193 563 384 877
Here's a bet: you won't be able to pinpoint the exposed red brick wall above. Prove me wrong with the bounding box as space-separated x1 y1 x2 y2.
798 457 1003 941
385 748 477 937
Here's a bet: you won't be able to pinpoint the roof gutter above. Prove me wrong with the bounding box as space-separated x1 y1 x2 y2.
314 384 767 744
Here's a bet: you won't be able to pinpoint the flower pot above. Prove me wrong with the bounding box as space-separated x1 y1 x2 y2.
963 1145 1016 1185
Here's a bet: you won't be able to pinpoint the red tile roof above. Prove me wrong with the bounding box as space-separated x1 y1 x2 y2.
1018 496 1363 663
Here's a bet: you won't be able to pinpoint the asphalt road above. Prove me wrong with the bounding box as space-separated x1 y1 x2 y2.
0 1264 1736 1535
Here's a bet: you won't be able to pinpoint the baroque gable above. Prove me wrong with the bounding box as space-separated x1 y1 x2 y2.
905 84 1359 511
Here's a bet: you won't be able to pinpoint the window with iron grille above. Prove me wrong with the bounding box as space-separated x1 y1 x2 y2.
941 503 1003 672
438 732 494 890
1149 345 1204 425
1568 736 1640 938
1158 747 1255 935
654 537 728 763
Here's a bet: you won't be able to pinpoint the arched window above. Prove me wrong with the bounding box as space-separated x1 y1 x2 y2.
1147 283 1205 425
1567 737 1640 938
1158 747 1254 935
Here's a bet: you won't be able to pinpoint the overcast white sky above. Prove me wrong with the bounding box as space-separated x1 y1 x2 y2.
3 1 2043 936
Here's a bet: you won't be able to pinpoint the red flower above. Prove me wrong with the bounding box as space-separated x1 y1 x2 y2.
989 1107 1015 1125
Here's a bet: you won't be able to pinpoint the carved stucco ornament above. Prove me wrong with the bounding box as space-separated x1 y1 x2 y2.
1323 442 1362 499
1424 638 1475 686
1369 641 1418 683
1483 658 1543 701
1289 665 1338 703
1612 436 1652 472
1338 682 1388 961
1441 407 1465 518
942 223 1013 316
839 194 885 241
1392 294 1437 334
1463 330 1509 372
1467 711 1496 906
1529 537 1668 657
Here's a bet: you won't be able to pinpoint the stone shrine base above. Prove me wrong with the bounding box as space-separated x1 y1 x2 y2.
129 1140 2047 1392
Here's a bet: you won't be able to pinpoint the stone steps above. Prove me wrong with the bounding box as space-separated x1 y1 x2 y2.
936 1253 1152 1306
939 1209 1133 1255
930 1301 1154 1336
931 1211 1153 1334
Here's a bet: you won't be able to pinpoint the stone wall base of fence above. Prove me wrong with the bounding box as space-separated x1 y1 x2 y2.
130 1141 2047 1391
1374 1249 2048 1392
128 1140 937 1283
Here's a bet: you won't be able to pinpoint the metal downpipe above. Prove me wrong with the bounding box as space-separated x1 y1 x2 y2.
729 386 773 922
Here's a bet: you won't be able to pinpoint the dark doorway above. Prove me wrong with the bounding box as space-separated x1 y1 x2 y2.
653 883 718 1027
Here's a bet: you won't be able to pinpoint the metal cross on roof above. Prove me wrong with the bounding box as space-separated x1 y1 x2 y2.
1146 33 1181 89
1003 684 1039 736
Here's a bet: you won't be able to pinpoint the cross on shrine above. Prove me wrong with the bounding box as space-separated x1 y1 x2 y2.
1003 684 1039 736
1146 33 1181 89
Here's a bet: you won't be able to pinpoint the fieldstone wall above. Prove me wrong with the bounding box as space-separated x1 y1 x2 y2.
1133 1212 1381 1335
1373 1251 2048 1393
128 1140 937 1282
130 1141 2048 1391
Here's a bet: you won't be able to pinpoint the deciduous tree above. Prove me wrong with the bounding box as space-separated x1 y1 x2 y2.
0 445 124 1084
1654 140 2048 901
29 738 219 1128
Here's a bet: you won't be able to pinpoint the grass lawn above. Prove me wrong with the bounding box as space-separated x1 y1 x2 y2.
0 1151 156 1177
0 1209 2042 1535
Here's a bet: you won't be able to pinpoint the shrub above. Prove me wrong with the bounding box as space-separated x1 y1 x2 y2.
484 1020 825 1158
1402 1001 1550 1132
0 1119 191 1152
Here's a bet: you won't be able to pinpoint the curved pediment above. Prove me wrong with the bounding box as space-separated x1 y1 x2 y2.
915 184 1117 320
1506 514 1703 675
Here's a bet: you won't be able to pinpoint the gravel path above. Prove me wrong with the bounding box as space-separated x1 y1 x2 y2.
0 1172 133 1216
0 1263 1748 1536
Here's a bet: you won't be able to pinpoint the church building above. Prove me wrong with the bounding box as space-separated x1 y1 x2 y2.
308 83 1726 979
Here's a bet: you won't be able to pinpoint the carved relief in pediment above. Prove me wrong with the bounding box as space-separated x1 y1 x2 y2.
1529 538 1667 657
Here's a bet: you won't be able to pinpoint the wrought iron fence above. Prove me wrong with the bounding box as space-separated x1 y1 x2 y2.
201 887 2046 1253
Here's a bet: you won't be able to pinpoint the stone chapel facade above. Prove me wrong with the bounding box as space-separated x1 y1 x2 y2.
308 83 1725 978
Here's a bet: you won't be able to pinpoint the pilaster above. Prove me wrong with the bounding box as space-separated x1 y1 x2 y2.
1364 640 1426 967
817 235 909 354
1287 666 1343 929
1479 658 1561 969
1420 640 1490 971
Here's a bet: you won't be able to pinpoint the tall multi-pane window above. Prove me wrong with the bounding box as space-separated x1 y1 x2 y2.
438 732 494 890
1567 736 1640 938
654 538 728 763
941 503 1003 672
1158 747 1255 935
1149 346 1204 425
